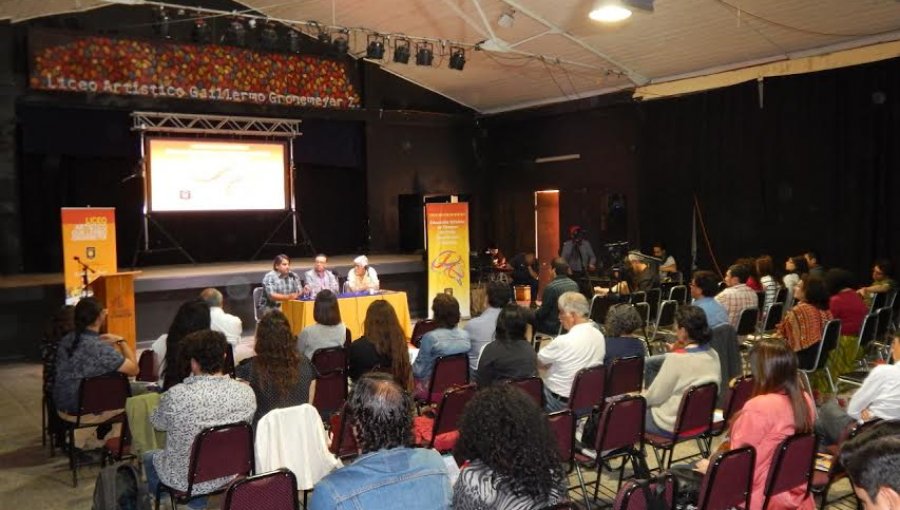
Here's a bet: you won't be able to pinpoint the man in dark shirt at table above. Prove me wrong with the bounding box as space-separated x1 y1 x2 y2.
511 252 540 305
535 258 579 335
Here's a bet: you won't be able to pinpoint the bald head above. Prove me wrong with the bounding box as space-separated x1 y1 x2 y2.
200 288 223 308
347 373 413 453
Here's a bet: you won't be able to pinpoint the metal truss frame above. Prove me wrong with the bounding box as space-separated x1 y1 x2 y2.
131 111 302 137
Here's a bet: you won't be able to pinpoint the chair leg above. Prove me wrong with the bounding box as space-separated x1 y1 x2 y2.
824 367 837 396
41 397 47 447
68 429 77 488
574 463 592 510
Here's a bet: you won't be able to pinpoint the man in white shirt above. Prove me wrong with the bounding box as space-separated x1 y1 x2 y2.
200 288 242 347
537 291 605 412
817 334 900 445
347 255 379 292
652 242 677 279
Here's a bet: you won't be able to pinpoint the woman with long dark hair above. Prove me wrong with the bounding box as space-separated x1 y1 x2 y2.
776 275 833 353
453 384 565 509
236 310 315 425
696 339 814 510
412 294 470 399
347 300 413 390
783 255 809 294
153 299 211 390
475 303 537 387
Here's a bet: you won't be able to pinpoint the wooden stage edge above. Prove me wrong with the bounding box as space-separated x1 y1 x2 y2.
0 254 425 293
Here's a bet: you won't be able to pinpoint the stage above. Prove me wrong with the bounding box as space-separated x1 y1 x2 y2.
0 254 427 360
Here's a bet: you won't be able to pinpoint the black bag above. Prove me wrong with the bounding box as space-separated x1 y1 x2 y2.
623 474 675 510
92 462 151 510
669 465 704 509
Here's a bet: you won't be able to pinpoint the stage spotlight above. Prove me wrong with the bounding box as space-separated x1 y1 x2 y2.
448 46 465 70
366 34 386 60
260 21 279 50
153 6 171 39
415 42 433 66
393 38 411 64
223 18 247 47
191 18 211 44
332 30 349 55
311 22 331 45
287 29 302 53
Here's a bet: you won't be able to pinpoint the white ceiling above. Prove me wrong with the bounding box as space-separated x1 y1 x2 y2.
4 0 900 113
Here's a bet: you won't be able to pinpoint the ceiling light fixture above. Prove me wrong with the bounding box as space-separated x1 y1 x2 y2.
153 6 172 39
287 30 302 53
589 1 632 23
223 18 247 47
191 17 211 44
415 42 433 66
332 30 349 55
497 10 515 29
393 37 411 64
448 46 465 71
259 21 279 50
366 34 386 59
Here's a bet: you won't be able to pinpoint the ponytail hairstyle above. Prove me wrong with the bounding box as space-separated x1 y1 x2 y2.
748 338 813 434
68 298 104 357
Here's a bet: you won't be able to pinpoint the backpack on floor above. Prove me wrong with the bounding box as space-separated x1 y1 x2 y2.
92 462 151 510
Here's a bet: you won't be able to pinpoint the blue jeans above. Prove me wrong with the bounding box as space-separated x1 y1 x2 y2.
543 386 568 413
143 451 207 510
645 408 674 438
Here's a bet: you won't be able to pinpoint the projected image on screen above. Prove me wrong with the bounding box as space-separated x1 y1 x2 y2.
148 139 288 212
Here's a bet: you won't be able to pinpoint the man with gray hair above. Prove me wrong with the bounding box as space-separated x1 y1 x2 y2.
199 288 242 347
537 291 605 412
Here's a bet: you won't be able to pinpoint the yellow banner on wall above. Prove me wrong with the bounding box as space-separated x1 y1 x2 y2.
425 202 470 317
61 207 118 304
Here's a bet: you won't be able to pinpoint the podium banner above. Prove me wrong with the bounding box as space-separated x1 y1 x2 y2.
61 208 118 304
425 202 470 317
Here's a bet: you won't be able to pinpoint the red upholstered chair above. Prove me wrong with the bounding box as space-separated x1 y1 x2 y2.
419 353 469 407
507 376 544 407
762 433 816 510
646 382 718 471
328 411 358 460
605 355 644 399
612 473 676 510
695 446 755 510
155 422 255 510
568 364 605 418
711 375 754 436
413 384 476 452
311 346 347 376
581 395 648 501
547 409 591 509
136 349 157 382
312 370 348 421
222 468 299 510
410 319 438 348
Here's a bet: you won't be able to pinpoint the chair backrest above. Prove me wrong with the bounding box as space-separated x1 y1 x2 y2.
761 302 784 332
672 382 718 439
590 295 608 325
252 287 264 322
328 411 358 459
815 320 842 371
224 344 236 377
774 286 788 307
311 346 347 375
411 319 438 348
593 395 645 454
507 376 544 407
756 291 766 312
634 302 651 327
870 291 888 313
568 364 606 415
430 384 476 448
697 446 755 510
312 371 348 419
763 433 816 509
668 285 688 305
629 291 647 304
857 313 879 350
875 306 892 342
646 288 662 322
655 300 677 329
344 328 352 349
547 409 575 464
427 353 469 404
613 474 676 510
720 375 754 424
736 307 759 336
222 468 299 510
606 355 644 398
796 338 825 372
78 373 131 416
136 350 157 383
187 422 255 495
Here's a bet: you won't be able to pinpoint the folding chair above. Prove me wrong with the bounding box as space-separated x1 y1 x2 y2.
312 370 348 421
613 474 676 510
646 288 662 326
414 384 476 452
869 291 887 314
507 376 544 407
695 446 755 510
837 313 879 387
568 364 606 418
811 418 882 508
311 346 347 375
633 302 652 349
629 291 647 305
651 300 678 341
410 319 438 348
873 306 893 354
711 374 753 436
668 285 688 305
797 320 841 396
156 422 255 510
762 433 816 510
774 286 788 308
62 373 131 487
756 302 784 336
590 295 608 325
755 291 766 314
645 382 718 471
417 353 469 407
222 469 299 510
548 409 592 509
328 411 358 460
224 344 236 378
735 307 759 340
605 355 644 399
136 349 158 382
583 395 649 502
252 287 264 323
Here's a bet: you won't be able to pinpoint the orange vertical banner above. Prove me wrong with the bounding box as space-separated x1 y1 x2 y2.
425 202 470 317
61 207 118 304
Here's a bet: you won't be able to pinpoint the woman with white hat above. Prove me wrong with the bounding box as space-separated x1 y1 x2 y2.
347 255 379 292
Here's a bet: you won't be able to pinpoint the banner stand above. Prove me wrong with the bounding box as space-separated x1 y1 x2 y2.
425 202 471 318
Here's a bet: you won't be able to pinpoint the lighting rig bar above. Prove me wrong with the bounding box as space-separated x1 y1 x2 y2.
131 111 302 137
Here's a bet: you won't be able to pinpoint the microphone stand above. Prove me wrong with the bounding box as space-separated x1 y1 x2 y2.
73 256 96 298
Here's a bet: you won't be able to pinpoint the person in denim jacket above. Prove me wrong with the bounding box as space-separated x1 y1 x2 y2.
413 293 471 399
309 373 452 510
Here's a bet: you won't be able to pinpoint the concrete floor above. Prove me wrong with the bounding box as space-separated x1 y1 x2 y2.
0 361 858 509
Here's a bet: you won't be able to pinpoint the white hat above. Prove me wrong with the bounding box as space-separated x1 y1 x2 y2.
353 255 369 266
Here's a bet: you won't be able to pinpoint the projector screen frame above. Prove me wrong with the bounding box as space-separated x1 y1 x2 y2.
144 136 291 214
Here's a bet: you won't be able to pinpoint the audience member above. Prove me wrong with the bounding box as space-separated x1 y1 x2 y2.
652 241 678 279
309 373 451 509
594 252 659 297
817 334 900 445
303 253 340 297
696 338 815 510
453 385 566 509
236 310 314 426
297 289 347 360
145 331 256 509
511 251 540 305
715 264 758 327
825 268 868 379
777 275 833 353
690 270 729 328
537 292 605 412
858 258 897 305
412 294 471 399
643 305 720 437
347 255 379 292
486 243 508 269
347 300 413 390
783 255 809 293
476 304 538 387
602 303 647 365
805 250 825 278
535 257 579 335
152 299 211 391
737 257 763 292
200 288 242 347
260 254 301 313
839 420 900 510
464 281 510 375
560 225 596 275
756 255 779 311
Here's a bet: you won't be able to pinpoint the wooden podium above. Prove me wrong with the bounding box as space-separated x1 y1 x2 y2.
91 271 141 350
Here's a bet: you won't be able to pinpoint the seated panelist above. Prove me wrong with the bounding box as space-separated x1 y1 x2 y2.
347 255 379 292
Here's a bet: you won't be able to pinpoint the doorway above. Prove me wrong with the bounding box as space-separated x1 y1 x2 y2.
534 190 560 295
